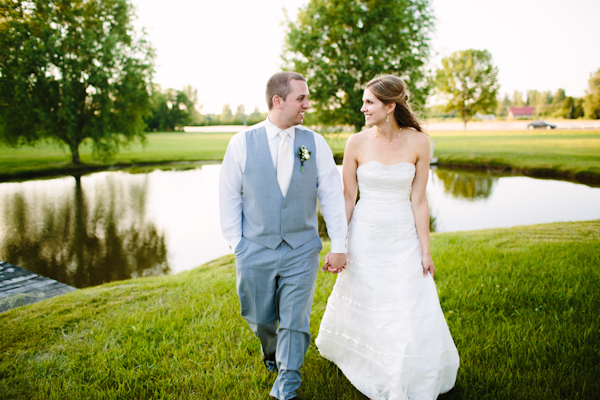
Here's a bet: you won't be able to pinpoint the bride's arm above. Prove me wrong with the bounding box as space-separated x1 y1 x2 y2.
410 133 435 278
323 133 359 273
342 134 360 224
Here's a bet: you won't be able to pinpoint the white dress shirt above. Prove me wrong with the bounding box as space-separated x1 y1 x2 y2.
219 117 347 253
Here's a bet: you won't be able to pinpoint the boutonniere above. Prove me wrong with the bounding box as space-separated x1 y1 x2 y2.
297 145 311 172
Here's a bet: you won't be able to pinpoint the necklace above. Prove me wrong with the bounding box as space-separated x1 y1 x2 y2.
374 133 399 146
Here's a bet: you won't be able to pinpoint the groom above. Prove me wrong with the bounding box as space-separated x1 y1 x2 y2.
219 71 347 399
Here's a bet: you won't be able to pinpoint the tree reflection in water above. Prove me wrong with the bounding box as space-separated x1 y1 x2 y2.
0 174 169 288
432 169 498 200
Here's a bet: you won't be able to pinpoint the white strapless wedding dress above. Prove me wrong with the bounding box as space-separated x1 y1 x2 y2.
316 161 459 400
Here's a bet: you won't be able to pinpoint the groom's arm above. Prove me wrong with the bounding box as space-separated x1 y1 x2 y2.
314 133 348 257
219 132 245 251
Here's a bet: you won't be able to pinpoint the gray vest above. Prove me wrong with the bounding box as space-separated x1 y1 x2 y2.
242 125 318 249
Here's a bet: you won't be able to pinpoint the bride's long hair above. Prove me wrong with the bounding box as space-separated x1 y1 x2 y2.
365 75 423 133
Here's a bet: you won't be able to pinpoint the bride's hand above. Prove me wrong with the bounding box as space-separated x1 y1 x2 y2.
322 253 330 272
325 252 346 274
422 254 435 278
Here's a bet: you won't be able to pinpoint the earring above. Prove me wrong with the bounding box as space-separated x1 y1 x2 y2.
386 114 390 122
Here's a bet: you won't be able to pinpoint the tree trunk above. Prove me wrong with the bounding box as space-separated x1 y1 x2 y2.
70 143 81 165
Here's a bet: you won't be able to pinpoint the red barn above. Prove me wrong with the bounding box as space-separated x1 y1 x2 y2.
507 106 535 119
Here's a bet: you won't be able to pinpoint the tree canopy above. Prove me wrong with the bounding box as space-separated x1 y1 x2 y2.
0 0 155 164
583 68 600 119
435 49 499 129
145 85 199 131
283 0 434 131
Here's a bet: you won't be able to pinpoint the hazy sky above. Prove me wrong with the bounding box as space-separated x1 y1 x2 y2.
133 0 600 114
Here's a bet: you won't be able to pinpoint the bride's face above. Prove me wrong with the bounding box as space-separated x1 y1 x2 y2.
360 88 388 126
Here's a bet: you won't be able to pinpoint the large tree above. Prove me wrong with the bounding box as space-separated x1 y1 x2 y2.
283 0 434 130
0 0 155 164
435 49 499 129
583 68 600 119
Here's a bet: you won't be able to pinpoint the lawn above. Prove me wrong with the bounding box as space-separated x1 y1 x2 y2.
428 129 600 183
1 129 600 183
1 220 598 399
0 132 233 180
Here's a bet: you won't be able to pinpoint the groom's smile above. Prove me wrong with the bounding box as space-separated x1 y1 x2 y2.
278 79 310 128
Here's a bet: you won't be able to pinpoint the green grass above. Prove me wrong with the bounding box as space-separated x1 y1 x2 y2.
1 220 599 399
327 129 600 184
2 129 600 183
0 132 233 180
428 129 600 183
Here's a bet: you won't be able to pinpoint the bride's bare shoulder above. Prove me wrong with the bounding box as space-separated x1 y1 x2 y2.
404 129 430 146
347 128 372 146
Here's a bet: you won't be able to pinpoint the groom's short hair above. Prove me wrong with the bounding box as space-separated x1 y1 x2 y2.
266 72 306 110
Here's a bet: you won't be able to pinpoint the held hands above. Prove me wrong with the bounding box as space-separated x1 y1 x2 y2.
322 252 346 274
422 253 435 278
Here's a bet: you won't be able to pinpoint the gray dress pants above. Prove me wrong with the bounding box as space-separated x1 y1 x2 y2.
235 236 322 400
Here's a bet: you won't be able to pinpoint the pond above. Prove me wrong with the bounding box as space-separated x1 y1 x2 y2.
1 164 599 288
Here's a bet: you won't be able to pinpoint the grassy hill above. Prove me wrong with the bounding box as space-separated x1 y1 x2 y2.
1 220 599 399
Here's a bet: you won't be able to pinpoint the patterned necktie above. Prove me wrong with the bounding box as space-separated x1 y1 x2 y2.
277 130 293 196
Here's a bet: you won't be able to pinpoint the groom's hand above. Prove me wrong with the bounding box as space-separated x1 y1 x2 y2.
323 252 346 274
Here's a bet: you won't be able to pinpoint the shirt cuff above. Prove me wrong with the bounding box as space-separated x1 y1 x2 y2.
229 236 242 251
329 238 347 254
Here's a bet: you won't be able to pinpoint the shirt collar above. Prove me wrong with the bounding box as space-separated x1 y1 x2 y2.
265 116 296 141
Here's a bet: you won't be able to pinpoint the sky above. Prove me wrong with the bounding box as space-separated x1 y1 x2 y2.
133 0 600 114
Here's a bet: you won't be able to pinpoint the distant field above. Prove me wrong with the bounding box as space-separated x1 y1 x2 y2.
326 129 600 183
1 128 599 183
0 132 234 180
428 129 600 183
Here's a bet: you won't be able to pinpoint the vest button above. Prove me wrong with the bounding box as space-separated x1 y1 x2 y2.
282 204 287 209
282 219 287 223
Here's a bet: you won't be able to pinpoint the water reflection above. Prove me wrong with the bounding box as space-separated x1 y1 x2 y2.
0 175 168 288
1 165 600 288
431 169 497 200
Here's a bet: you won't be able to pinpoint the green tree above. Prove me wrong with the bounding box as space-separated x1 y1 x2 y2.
249 106 263 122
283 0 434 130
0 0 154 164
549 88 566 117
527 90 548 116
583 68 600 119
562 97 576 119
181 84 200 125
435 49 499 129
495 94 510 117
512 90 524 106
145 85 197 131
221 104 233 124
234 104 246 124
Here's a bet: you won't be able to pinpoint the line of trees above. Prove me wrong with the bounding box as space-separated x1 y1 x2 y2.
495 89 584 119
429 83 597 122
430 49 600 126
142 87 268 131
200 104 267 127
144 85 199 132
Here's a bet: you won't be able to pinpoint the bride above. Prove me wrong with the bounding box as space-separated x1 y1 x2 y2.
316 75 459 400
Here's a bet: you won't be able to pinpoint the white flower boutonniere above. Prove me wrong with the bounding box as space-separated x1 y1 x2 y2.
297 145 311 172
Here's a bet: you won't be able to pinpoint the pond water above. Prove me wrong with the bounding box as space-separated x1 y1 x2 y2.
1 164 599 288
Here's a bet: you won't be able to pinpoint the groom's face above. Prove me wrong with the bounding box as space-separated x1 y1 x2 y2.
279 79 310 127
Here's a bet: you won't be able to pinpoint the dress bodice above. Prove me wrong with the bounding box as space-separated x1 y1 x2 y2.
356 161 415 203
